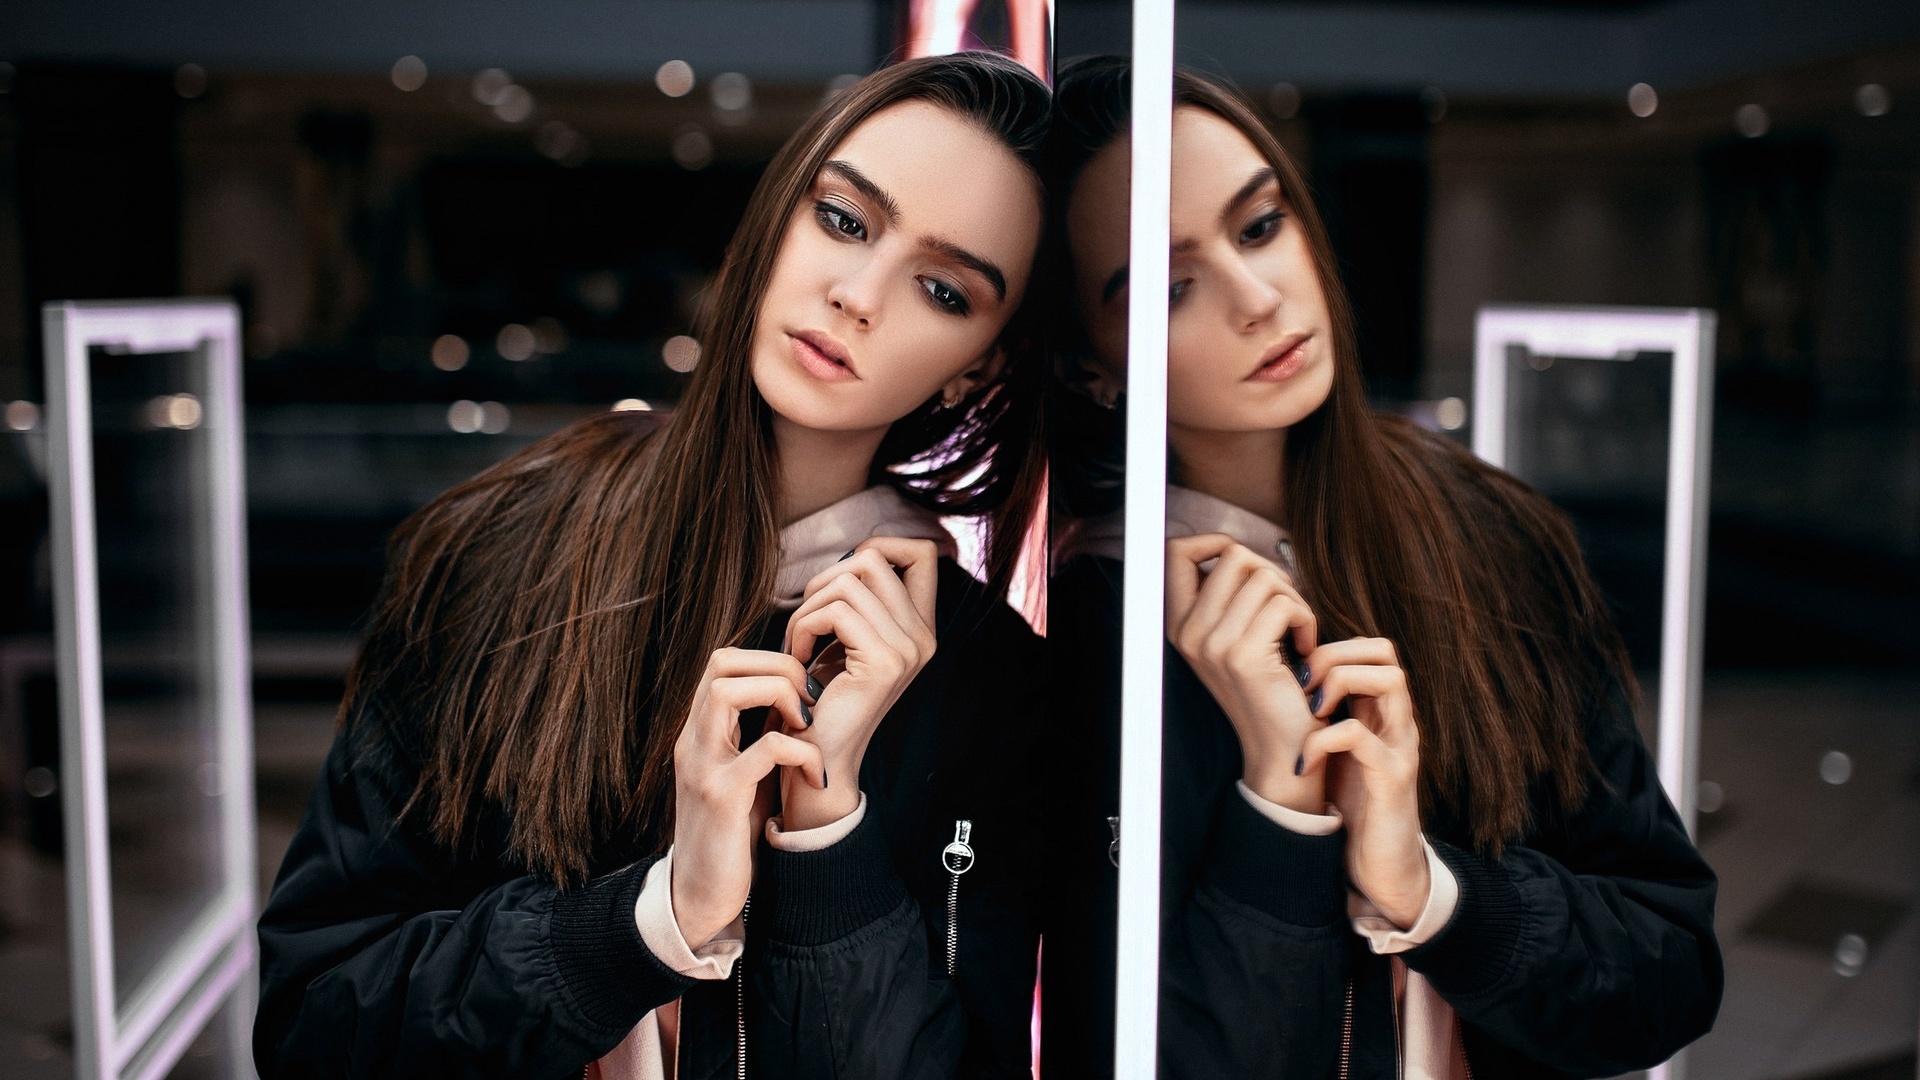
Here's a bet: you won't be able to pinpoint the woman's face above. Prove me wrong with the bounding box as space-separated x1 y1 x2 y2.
751 100 1044 435
1065 105 1336 433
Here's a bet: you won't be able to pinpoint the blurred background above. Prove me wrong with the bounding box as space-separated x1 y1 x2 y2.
0 0 1916 1077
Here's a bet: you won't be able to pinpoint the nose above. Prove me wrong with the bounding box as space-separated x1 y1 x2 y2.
1223 257 1281 333
826 254 886 330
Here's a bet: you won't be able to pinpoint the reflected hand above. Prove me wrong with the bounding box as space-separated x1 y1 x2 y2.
1165 533 1324 813
1298 637 1429 929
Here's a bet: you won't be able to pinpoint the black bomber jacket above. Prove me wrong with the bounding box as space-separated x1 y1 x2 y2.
254 559 1042 1080
1042 552 1724 1080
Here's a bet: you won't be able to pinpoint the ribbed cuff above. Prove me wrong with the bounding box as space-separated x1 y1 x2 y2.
1401 838 1526 998
1200 788 1349 927
549 855 697 1032
754 807 910 947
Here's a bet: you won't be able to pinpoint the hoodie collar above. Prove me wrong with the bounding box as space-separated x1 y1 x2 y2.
1058 486 1295 575
774 485 957 608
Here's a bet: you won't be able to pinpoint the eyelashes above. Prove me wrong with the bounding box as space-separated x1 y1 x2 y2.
811 199 973 317
1240 209 1285 245
921 278 969 315
815 201 867 241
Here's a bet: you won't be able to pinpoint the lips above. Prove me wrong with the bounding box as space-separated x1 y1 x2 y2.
1246 334 1310 383
788 330 858 382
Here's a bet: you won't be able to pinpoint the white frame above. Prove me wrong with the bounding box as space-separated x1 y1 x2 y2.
1473 304 1715 1080
1115 2 1175 1077
44 299 259 1080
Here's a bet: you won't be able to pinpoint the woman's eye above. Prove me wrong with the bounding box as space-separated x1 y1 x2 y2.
1169 279 1192 306
816 203 866 241
922 278 970 315
1240 211 1284 245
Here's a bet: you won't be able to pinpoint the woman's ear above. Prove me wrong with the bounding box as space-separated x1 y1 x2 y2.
939 343 1010 407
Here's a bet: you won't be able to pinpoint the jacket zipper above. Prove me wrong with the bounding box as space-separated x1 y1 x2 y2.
1458 1012 1474 1080
735 893 749 1080
1390 960 1403 1080
941 819 975 976
1339 976 1354 1080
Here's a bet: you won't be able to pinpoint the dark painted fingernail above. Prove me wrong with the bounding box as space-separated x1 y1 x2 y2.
799 701 813 727
1309 688 1324 713
838 548 858 561
806 675 824 701
1293 661 1312 687
1294 754 1304 776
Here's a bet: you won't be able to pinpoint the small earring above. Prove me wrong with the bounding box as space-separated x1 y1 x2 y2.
937 391 962 411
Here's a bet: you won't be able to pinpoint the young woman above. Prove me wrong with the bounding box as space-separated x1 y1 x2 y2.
1043 57 1722 1079
255 52 1049 1080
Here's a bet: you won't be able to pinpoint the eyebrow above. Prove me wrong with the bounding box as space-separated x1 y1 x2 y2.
1163 167 1282 261
924 237 1007 303
1223 167 1279 224
820 160 900 226
819 159 1006 303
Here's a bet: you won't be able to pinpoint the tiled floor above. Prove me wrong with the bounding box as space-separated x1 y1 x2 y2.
1687 672 1920 1080
1 673 1913 1078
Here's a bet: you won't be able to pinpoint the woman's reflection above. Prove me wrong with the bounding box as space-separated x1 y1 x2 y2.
1045 56 1721 1080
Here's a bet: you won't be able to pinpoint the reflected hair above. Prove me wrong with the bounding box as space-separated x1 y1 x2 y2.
343 51 1051 885
1049 57 1637 855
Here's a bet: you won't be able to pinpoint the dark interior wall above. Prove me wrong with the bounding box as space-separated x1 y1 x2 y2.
1306 94 1430 400
14 66 182 400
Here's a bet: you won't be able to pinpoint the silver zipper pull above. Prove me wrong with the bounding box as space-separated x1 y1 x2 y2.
942 819 975 874
1107 815 1121 868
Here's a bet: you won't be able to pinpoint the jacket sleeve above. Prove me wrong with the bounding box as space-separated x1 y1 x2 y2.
1157 786 1354 1080
254 727 695 1080
1401 680 1724 1076
744 809 967 1080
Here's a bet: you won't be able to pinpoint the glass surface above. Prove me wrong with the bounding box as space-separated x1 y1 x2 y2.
1504 345 1674 739
1042 14 1135 1075
88 343 226 1009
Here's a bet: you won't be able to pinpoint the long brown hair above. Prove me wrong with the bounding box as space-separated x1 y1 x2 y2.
345 52 1051 885
1050 58 1637 854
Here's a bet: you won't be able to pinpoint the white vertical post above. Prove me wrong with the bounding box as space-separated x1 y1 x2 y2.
45 303 119 1080
44 300 256 1080
1115 4 1174 1078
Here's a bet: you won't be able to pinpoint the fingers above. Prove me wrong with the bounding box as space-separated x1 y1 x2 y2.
1298 717 1397 777
791 541 938 658
1166 533 1238 629
699 675 811 742
787 599 902 680
1300 637 1398 682
1168 536 1316 659
703 647 816 703
791 573 919 667
730 729 828 790
1235 593 1317 676
1309 663 1406 717
852 536 940 631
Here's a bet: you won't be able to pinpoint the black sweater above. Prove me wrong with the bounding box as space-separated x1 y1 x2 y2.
255 559 1042 1080
1041 552 1723 1079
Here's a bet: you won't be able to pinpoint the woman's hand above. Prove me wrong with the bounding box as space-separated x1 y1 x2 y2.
1165 533 1324 813
671 647 826 950
778 536 940 830
1297 637 1429 929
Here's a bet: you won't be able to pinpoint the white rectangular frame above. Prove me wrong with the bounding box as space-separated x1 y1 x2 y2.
1115 2 1175 1078
44 299 259 1080
1473 303 1715 1080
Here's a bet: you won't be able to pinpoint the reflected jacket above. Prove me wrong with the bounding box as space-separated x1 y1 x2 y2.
1042 546 1723 1080
254 558 1042 1080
